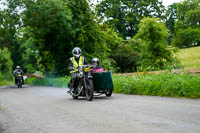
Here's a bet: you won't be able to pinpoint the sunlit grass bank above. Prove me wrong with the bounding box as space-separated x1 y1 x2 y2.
176 46 200 68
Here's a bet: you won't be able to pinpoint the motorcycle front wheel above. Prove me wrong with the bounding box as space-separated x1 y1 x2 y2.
72 80 82 99
85 79 94 101
17 80 22 88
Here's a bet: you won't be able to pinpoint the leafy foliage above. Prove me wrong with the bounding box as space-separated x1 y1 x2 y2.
21 0 73 75
0 0 23 68
165 3 178 44
96 0 165 39
172 27 200 47
172 0 200 47
111 43 139 73
0 48 13 81
134 17 177 71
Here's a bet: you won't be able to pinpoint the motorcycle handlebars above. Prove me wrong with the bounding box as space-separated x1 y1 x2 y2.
72 65 92 72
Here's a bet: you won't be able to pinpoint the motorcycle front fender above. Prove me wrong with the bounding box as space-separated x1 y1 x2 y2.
87 73 93 79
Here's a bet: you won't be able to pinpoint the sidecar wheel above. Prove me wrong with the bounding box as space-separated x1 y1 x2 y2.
105 89 112 97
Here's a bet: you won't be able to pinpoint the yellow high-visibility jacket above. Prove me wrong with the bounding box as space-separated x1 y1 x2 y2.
69 56 84 74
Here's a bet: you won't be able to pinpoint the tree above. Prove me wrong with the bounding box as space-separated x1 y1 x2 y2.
16 27 44 73
111 43 139 73
172 0 200 47
0 48 13 80
172 27 200 47
21 0 73 75
21 0 114 75
96 0 165 39
165 3 178 44
0 0 23 68
134 17 177 71
176 0 200 21
68 0 107 60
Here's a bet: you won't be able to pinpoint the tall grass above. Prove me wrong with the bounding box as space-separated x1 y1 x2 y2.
0 72 13 86
113 73 200 98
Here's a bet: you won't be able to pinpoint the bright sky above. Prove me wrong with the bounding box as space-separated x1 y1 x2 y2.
162 0 183 7
91 0 183 7
0 0 183 10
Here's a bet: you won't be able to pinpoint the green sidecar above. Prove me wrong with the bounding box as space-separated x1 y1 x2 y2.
91 72 114 97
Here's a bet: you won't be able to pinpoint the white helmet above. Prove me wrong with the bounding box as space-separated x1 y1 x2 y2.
72 47 81 58
16 65 21 69
92 58 99 66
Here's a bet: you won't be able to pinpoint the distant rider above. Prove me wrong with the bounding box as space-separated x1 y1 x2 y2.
13 66 24 85
67 47 88 93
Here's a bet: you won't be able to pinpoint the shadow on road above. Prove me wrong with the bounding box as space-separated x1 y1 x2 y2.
0 84 29 89
0 123 7 133
67 95 113 102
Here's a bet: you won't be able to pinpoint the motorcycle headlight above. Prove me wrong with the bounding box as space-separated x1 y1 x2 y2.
79 71 83 77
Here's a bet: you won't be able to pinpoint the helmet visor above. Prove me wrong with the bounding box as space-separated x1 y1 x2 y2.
73 51 80 55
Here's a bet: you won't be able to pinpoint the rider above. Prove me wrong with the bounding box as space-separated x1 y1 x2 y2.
68 47 88 93
13 65 24 85
90 58 104 73
91 58 100 68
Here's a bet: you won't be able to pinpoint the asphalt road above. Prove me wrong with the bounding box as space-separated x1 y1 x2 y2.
0 85 200 133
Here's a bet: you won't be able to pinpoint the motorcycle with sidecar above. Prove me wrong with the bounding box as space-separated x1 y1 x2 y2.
68 65 114 101
15 71 23 88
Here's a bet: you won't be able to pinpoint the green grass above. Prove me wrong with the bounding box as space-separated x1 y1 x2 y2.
113 73 200 99
0 72 13 86
0 80 13 86
25 77 70 88
176 46 200 68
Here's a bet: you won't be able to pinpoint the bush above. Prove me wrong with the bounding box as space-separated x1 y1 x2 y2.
172 27 200 48
111 43 139 73
25 77 70 88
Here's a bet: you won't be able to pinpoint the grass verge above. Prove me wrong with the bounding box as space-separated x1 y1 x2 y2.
25 77 70 88
0 80 13 86
25 73 200 99
113 73 200 98
0 72 13 86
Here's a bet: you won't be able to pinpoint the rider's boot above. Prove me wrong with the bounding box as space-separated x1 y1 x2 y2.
67 89 72 94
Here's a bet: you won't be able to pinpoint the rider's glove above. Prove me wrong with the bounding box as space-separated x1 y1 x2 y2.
68 66 74 71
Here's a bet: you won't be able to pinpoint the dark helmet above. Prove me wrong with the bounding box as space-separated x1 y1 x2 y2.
92 58 99 66
16 65 21 69
72 47 81 58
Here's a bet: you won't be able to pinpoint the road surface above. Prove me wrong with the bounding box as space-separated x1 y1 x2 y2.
0 85 200 133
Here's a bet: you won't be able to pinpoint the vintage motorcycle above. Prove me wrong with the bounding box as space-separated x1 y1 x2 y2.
68 65 94 101
16 71 23 88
